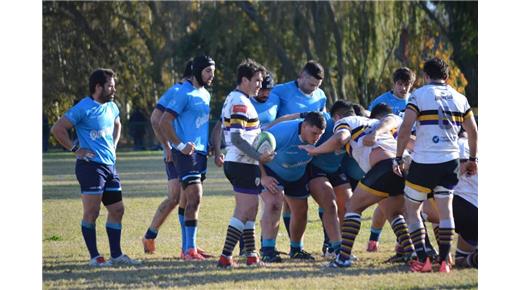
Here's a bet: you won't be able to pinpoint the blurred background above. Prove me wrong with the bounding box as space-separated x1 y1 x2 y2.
42 1 477 151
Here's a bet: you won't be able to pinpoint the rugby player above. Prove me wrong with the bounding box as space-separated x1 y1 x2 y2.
159 55 216 261
51 68 140 266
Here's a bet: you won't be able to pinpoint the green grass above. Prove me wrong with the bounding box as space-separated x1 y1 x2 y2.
43 151 477 289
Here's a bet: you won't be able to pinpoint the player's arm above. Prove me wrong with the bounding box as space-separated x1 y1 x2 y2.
462 111 478 175
160 111 194 155
363 115 398 146
113 116 121 149
51 116 94 160
151 108 173 161
210 120 224 166
394 108 417 175
299 129 350 156
259 163 281 194
51 116 76 151
263 112 301 130
231 132 274 163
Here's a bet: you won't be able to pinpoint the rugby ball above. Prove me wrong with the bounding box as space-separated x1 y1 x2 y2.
253 131 276 154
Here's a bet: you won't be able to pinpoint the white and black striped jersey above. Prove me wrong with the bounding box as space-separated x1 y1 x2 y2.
221 90 261 165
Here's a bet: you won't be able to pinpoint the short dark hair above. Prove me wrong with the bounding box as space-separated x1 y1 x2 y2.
303 111 326 130
369 103 393 119
236 59 264 85
183 60 193 78
423 57 449 80
330 100 355 118
302 60 324 80
393 67 416 85
89 68 116 94
262 72 275 89
352 103 369 117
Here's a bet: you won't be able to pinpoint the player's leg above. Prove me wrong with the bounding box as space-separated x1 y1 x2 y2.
285 196 313 260
260 188 284 262
453 195 478 268
334 182 382 266
76 159 109 266
367 205 385 252
104 168 141 265
378 196 415 261
309 176 341 256
143 160 181 254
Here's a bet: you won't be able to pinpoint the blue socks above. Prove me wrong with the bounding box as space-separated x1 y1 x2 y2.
81 221 99 259
185 219 198 251
106 223 123 258
178 208 186 252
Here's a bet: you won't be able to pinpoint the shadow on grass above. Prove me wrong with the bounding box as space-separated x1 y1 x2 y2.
43 257 419 288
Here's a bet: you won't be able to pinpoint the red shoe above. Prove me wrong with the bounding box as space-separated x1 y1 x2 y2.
183 248 206 261
246 255 265 267
197 247 214 258
217 255 238 268
439 260 451 273
142 238 155 254
410 257 432 272
367 240 379 252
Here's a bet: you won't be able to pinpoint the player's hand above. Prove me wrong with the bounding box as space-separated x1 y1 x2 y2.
464 160 478 176
75 148 95 161
363 133 376 146
259 151 276 164
392 158 405 177
214 152 224 167
298 144 317 156
261 175 282 195
181 142 195 155
164 146 173 162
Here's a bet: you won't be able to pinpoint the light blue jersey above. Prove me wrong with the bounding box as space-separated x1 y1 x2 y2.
156 81 184 111
165 81 211 154
156 81 184 157
272 80 327 117
250 94 279 129
265 120 313 181
64 97 119 165
311 112 342 173
368 91 408 116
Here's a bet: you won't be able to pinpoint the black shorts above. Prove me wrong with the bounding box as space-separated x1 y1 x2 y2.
405 159 460 194
75 159 123 206
307 163 349 188
172 150 207 189
224 161 262 195
358 159 404 198
264 166 309 199
164 160 178 180
453 195 478 246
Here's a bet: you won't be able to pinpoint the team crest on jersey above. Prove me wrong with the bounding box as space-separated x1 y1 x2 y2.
232 104 248 113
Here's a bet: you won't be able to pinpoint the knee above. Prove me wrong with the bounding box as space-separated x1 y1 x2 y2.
110 204 125 218
164 196 179 210
83 208 100 222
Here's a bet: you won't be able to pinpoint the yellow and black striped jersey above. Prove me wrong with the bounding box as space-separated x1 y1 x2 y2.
406 83 472 164
221 90 261 164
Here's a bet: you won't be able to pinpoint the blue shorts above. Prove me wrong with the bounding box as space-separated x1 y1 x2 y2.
307 163 349 188
264 166 309 199
224 161 261 195
164 159 178 180
75 159 122 195
172 149 207 189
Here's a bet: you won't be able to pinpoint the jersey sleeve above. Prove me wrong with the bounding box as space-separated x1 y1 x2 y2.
333 118 351 134
405 93 420 114
228 98 255 134
64 101 86 126
165 90 189 117
462 99 473 121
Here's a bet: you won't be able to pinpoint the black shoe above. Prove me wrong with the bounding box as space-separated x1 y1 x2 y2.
321 243 330 256
262 252 282 263
289 249 315 260
384 252 416 264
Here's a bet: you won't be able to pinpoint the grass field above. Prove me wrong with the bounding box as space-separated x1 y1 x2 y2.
43 151 477 289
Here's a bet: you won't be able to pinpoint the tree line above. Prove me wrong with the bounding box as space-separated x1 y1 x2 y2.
43 1 477 146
